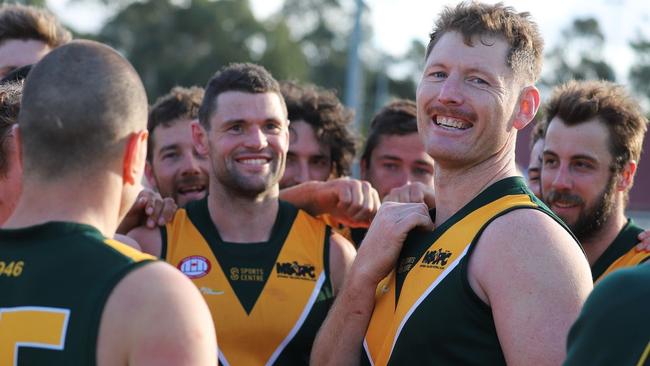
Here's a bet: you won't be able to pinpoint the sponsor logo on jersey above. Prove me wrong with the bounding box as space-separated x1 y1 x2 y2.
200 287 224 296
420 248 453 269
275 261 316 281
177 255 211 279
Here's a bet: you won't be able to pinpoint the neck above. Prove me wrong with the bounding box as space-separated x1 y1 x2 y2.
208 181 280 243
580 202 628 266
433 149 518 227
3 175 123 238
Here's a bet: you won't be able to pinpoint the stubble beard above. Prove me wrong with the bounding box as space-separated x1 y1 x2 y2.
565 173 618 243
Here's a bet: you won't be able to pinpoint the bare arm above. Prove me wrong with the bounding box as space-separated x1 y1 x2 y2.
328 231 357 295
280 178 380 228
127 226 163 258
97 262 217 366
469 209 592 366
311 202 433 366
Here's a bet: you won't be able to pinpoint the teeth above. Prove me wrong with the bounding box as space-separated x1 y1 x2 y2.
435 116 470 130
179 186 205 193
240 158 267 165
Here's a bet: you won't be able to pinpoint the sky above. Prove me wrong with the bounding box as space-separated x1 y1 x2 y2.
47 0 649 83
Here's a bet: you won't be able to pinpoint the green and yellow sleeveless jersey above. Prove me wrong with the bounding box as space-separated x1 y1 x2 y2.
0 221 154 366
592 219 649 282
564 264 650 366
363 177 578 366
162 198 334 366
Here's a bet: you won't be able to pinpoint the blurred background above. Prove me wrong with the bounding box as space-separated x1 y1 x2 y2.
7 0 650 224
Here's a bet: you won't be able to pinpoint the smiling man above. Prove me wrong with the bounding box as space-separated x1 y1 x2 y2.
146 86 209 207
129 63 356 365
312 3 592 365
541 80 650 282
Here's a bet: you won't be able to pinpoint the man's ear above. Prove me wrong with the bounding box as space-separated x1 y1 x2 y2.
513 86 540 130
617 160 637 191
192 121 209 156
123 130 148 186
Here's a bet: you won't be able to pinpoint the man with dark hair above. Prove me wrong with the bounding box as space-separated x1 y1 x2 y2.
129 62 356 365
0 80 22 225
279 81 357 188
527 120 546 198
0 40 216 365
541 79 650 282
361 99 435 202
146 86 209 208
312 3 592 365
0 3 71 78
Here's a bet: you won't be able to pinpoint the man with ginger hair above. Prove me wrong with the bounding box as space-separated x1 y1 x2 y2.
312 3 592 365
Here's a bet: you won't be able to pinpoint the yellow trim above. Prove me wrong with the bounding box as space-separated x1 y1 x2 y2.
104 238 155 262
365 194 536 365
636 342 650 366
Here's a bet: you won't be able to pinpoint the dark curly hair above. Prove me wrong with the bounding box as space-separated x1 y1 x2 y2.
281 81 357 178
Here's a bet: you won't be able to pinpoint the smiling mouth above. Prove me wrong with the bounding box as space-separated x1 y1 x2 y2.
552 201 579 209
434 116 472 130
237 157 270 165
178 185 206 195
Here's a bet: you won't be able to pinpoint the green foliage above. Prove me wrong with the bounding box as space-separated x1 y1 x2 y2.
97 0 308 101
89 0 420 130
542 17 616 88
629 37 650 111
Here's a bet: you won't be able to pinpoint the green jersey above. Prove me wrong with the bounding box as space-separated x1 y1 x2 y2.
0 222 154 365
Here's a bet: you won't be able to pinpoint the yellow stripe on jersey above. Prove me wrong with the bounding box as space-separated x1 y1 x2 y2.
597 249 650 283
365 194 537 366
104 238 155 262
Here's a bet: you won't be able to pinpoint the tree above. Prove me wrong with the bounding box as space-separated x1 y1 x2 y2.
541 17 616 89
96 0 308 100
629 36 650 110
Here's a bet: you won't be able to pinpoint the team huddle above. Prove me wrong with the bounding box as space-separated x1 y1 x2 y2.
1 2 649 366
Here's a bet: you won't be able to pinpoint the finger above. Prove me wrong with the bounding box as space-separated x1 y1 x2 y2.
346 182 364 216
159 198 177 226
336 183 352 208
146 198 164 228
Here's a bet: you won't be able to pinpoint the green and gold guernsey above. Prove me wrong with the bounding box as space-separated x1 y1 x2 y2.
564 264 650 366
0 221 155 366
591 219 649 282
363 177 579 366
162 198 334 366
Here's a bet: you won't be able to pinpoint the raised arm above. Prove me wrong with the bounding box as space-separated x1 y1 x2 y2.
469 209 593 366
97 261 217 366
280 178 380 228
311 202 433 366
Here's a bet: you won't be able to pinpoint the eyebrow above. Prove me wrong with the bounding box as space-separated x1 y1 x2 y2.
158 144 180 154
378 155 403 162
